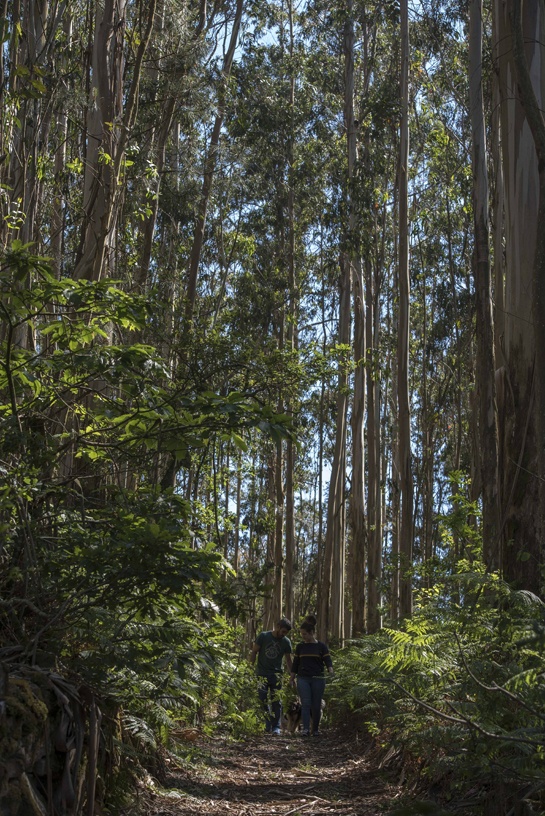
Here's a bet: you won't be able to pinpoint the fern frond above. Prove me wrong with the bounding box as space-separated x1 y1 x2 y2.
512 590 545 608
123 714 157 749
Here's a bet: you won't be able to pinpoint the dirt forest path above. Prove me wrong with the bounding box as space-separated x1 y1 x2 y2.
129 730 402 816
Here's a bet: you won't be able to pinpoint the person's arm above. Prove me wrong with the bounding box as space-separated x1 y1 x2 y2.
321 643 334 675
285 646 293 673
290 648 300 683
249 641 260 665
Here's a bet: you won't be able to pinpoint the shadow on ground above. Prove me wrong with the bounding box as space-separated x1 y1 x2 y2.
124 730 401 816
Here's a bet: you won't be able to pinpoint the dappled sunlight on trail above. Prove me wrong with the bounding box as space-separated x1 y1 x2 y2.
127 729 399 816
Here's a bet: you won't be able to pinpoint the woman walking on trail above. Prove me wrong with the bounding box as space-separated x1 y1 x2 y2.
290 616 333 737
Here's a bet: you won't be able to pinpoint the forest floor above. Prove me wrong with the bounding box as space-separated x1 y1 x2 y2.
125 728 404 816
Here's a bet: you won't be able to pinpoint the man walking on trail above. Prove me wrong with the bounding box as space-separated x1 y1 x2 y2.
250 618 293 735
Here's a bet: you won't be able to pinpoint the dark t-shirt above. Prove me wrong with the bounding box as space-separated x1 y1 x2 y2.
255 631 292 676
292 640 332 677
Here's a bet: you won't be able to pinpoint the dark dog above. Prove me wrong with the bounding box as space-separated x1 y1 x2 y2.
282 698 326 733
282 699 302 733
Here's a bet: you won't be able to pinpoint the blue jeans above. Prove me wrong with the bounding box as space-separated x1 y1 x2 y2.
297 675 326 733
258 674 282 732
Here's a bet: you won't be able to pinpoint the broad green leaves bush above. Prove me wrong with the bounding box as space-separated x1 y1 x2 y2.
0 243 289 785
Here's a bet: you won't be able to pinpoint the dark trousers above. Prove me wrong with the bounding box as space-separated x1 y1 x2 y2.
258 673 282 732
297 675 326 733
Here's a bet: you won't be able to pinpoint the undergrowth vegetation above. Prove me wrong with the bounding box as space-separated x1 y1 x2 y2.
0 245 282 811
329 570 545 813
2 246 545 816
115 558 545 814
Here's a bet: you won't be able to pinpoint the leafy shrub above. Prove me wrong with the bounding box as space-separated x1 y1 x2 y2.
0 243 290 807
330 570 545 812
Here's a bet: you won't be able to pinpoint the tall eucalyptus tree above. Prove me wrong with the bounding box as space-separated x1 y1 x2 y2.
493 0 545 591
469 0 499 570
398 0 413 618
346 0 367 639
185 0 244 327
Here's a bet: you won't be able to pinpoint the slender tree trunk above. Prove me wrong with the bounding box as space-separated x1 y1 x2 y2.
491 46 506 361
0 0 6 163
316 222 327 626
263 453 277 630
1 0 22 248
284 0 297 625
343 1 367 638
75 0 157 282
320 251 351 641
510 0 545 573
285 436 295 623
398 0 413 618
274 434 284 625
75 0 127 281
273 313 286 624
352 258 367 636
492 0 544 590
185 0 244 326
418 241 433 581
470 0 500 570
491 37 506 578
51 98 70 278
136 96 176 292
366 257 382 631
390 420 401 623
331 437 347 640
4 0 53 346
234 450 242 574
223 446 230 560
